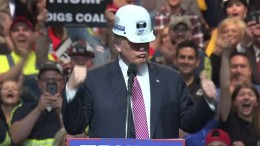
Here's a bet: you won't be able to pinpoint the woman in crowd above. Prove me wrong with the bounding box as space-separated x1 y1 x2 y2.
206 0 248 58
151 26 176 66
218 45 260 146
210 17 246 87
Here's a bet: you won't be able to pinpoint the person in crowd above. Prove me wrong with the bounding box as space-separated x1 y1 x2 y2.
152 16 192 67
150 26 173 65
222 0 248 20
0 79 22 125
0 16 53 101
236 6 260 85
205 129 231 146
181 0 208 29
14 0 35 25
197 0 224 29
154 0 204 49
205 0 248 57
62 40 96 75
174 40 207 138
0 107 11 146
62 5 216 139
174 40 203 102
219 47 260 145
210 17 246 87
184 44 256 146
66 26 111 66
0 10 13 55
34 0 68 61
228 52 259 92
169 16 210 76
9 61 66 145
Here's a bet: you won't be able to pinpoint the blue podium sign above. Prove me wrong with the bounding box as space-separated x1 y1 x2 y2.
67 138 185 146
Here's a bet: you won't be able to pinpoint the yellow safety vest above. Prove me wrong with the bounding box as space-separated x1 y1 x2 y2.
0 51 53 75
0 132 11 146
22 138 54 146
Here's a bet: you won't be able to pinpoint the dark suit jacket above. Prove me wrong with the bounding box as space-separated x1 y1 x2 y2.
62 60 214 138
245 45 259 84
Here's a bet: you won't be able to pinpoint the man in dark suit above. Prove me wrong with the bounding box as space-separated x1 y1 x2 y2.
62 5 216 139
237 9 260 85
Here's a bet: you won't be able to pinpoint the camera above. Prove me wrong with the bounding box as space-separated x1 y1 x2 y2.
46 82 57 96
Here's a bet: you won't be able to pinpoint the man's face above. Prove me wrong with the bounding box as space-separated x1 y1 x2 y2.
251 23 260 47
10 22 33 54
70 55 94 68
175 47 199 76
230 55 252 85
167 0 181 7
207 140 228 146
170 23 191 45
115 37 149 66
38 70 65 94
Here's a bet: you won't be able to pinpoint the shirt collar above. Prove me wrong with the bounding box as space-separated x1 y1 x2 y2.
253 45 260 57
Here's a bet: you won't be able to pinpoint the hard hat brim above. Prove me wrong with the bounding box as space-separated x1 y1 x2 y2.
113 29 156 43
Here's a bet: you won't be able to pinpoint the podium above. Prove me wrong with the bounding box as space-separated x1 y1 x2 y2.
67 138 185 146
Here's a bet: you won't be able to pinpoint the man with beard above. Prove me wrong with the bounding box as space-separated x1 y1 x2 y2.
228 51 260 92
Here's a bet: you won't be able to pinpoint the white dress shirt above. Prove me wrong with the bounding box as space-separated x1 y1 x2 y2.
118 57 151 138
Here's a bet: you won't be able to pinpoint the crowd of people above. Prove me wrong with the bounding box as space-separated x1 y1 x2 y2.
0 0 260 146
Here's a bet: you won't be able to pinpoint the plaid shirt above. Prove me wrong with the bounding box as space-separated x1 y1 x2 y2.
154 6 204 48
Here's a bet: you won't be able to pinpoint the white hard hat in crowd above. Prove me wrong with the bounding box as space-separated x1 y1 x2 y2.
112 5 155 43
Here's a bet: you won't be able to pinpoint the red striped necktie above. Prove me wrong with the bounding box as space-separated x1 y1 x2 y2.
132 76 149 139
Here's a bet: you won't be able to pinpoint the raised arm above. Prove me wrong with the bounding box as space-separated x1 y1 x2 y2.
218 47 232 122
0 52 29 84
10 92 55 144
35 8 50 66
62 65 90 134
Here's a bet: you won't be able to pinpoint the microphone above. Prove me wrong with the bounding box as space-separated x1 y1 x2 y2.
125 64 137 138
127 64 137 95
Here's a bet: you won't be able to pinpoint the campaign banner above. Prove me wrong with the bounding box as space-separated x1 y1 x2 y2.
67 138 185 146
55 37 72 62
47 0 112 27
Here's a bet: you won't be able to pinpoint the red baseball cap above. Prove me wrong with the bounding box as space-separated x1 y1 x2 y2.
205 129 231 146
10 16 33 31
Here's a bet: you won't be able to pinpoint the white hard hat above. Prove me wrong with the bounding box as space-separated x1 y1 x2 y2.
112 5 156 43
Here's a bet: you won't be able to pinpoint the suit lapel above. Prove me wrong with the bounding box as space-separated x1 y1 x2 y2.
246 46 258 82
108 60 136 138
148 62 162 138
108 60 127 116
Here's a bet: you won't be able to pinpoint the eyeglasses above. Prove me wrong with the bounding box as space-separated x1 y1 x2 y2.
172 28 189 34
172 24 190 34
39 78 64 83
